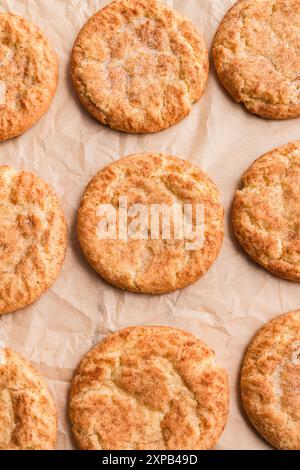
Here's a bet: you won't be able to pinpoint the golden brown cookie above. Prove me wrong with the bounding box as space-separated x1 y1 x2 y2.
232 141 300 281
71 0 208 133
213 0 300 119
0 166 67 315
70 326 229 450
0 347 57 450
77 153 224 294
241 310 300 450
0 13 58 141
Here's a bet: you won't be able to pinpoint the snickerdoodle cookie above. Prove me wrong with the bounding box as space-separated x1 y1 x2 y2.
71 0 208 133
70 326 229 450
213 0 300 119
0 347 57 450
0 166 67 315
241 310 300 450
77 153 224 294
0 13 58 141
232 141 300 281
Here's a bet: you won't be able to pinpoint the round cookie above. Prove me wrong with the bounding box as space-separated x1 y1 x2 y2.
77 153 224 294
232 141 300 281
71 0 208 133
213 0 300 119
0 166 67 315
0 13 58 141
70 326 229 450
0 347 57 450
241 310 300 450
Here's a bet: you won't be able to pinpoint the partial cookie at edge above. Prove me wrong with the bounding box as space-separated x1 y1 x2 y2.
0 348 57 450
0 13 58 141
241 310 300 450
0 166 67 315
213 0 300 119
232 141 300 281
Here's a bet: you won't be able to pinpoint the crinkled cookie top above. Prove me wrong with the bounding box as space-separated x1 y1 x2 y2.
233 141 300 281
0 348 57 450
241 310 300 450
72 0 208 132
0 166 67 315
213 0 300 119
0 13 58 141
70 326 229 450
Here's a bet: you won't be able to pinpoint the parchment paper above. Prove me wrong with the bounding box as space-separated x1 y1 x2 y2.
0 0 299 450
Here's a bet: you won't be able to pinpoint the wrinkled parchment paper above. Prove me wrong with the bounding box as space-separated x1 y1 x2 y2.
0 0 299 450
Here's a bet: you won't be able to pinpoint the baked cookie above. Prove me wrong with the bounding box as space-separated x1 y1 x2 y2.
70 326 229 450
213 0 300 119
0 347 57 450
71 0 208 133
241 310 300 450
0 13 58 141
77 153 224 294
232 141 300 281
0 166 67 315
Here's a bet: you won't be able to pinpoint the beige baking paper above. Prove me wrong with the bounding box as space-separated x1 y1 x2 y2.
0 0 299 450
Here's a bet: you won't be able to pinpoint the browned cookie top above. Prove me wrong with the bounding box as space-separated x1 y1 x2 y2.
0 348 57 450
233 141 300 281
241 310 300 450
77 153 224 294
72 0 208 133
0 13 58 141
70 326 229 450
0 166 67 315
213 0 300 119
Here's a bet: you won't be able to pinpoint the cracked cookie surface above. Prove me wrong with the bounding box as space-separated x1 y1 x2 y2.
77 153 224 294
71 0 208 133
0 13 58 141
232 141 300 281
241 310 300 450
0 348 57 450
213 0 300 119
69 326 229 450
0 166 67 315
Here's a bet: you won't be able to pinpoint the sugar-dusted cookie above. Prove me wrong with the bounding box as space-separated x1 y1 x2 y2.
233 141 300 281
77 153 224 294
0 347 57 450
0 166 67 315
241 310 300 449
70 326 229 450
0 13 58 141
213 0 300 119
72 0 208 133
